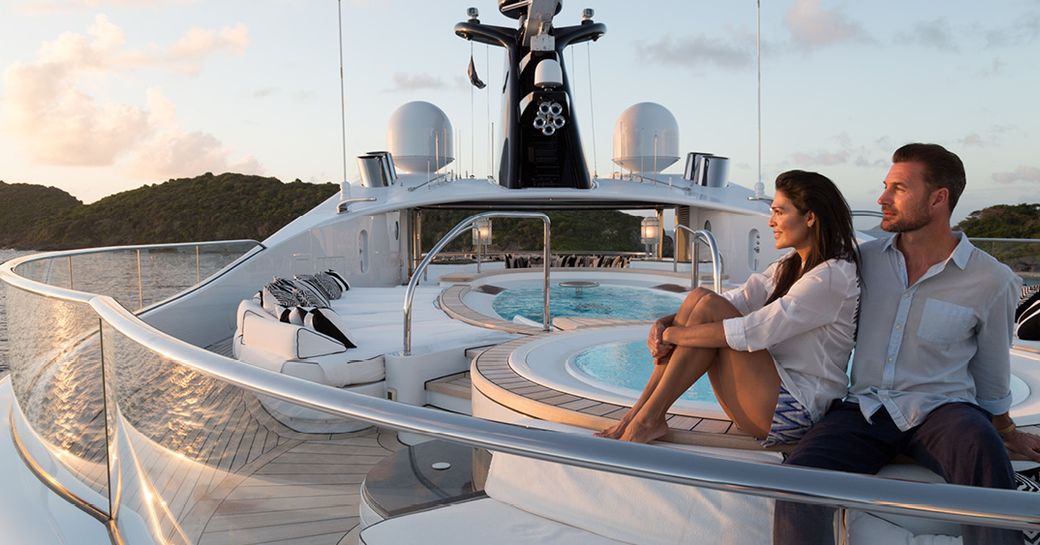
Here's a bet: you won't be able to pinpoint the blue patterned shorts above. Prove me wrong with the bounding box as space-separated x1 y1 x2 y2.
761 384 814 448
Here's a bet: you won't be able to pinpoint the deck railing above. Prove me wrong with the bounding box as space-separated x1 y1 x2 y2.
673 225 722 292
2 240 1040 544
404 212 552 355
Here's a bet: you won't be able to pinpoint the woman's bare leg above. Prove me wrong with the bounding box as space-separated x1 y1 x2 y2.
595 364 666 438
595 288 716 438
620 293 780 443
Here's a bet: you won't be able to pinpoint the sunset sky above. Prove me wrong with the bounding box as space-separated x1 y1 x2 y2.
1 0 1038 221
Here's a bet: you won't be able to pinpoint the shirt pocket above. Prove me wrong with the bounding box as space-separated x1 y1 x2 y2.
916 298 976 345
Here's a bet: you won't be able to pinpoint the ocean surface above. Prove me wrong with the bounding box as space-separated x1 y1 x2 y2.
0 249 34 374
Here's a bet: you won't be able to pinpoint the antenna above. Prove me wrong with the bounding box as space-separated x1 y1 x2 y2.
753 0 765 198
337 0 349 198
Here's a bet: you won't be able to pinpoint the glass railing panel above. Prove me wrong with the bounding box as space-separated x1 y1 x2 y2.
101 322 376 544
4 284 110 505
971 238 1040 287
12 254 74 288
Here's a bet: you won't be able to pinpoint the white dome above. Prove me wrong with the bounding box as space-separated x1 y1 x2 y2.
611 102 680 173
387 101 454 173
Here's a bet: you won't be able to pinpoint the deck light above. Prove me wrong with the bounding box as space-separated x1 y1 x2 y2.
472 218 493 273
641 216 661 256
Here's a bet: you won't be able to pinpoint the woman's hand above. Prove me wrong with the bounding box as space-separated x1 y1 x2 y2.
648 316 676 363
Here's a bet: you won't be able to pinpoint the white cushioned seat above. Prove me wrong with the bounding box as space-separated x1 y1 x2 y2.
234 286 514 388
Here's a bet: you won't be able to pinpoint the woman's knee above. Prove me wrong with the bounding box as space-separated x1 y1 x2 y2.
690 292 739 322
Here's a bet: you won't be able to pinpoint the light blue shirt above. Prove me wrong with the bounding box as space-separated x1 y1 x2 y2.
847 233 1021 431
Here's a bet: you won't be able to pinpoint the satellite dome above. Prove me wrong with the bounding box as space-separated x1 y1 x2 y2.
387 101 454 174
611 102 680 173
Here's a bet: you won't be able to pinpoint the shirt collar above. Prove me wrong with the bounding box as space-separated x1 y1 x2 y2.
880 231 973 270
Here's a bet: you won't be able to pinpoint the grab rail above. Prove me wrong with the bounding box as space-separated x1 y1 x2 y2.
673 225 722 292
3 246 1040 533
852 209 884 219
403 211 551 355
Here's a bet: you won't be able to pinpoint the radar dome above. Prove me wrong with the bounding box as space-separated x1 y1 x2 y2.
387 101 454 173
611 102 679 173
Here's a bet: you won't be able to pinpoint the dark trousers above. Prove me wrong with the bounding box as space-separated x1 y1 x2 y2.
773 401 1022 545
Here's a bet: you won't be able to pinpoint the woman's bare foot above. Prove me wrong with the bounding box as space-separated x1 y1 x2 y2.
618 416 669 443
595 413 634 439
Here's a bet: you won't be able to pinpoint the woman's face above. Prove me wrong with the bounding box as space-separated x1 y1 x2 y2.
768 190 814 251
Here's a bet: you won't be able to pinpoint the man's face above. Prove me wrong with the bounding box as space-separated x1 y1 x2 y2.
877 161 938 232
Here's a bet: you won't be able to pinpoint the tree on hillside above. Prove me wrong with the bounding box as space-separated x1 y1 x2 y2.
957 204 1040 238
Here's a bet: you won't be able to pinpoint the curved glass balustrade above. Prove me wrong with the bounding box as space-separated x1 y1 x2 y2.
2 240 1039 544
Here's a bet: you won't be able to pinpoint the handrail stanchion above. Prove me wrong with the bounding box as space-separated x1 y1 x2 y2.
404 211 551 355
675 225 722 293
136 248 144 310
542 219 551 331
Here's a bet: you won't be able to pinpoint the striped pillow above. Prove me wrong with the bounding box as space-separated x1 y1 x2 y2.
1018 285 1040 341
291 278 330 309
323 269 350 293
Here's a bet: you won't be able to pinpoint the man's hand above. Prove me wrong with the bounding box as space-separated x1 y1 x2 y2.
1003 429 1040 462
648 316 676 363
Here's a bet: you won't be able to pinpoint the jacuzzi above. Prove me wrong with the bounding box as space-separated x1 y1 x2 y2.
489 324 1040 425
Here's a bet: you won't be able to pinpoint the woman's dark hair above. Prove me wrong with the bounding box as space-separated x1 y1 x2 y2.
765 170 859 305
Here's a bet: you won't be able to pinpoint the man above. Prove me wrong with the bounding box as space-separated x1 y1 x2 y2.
773 143 1040 545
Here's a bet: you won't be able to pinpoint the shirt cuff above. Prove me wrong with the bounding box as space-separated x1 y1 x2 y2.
723 317 749 351
977 390 1013 416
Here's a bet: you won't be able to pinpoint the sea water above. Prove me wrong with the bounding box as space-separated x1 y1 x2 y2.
0 250 34 373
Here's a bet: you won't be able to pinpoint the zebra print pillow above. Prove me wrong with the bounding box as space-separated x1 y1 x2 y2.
1018 285 1040 341
291 278 330 308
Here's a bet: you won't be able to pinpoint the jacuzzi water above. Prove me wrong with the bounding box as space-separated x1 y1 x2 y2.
572 340 717 402
492 284 682 322
572 341 1032 407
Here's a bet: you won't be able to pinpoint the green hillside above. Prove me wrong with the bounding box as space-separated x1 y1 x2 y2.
11 173 339 250
956 203 1040 238
1 173 655 253
0 181 83 248
419 209 646 253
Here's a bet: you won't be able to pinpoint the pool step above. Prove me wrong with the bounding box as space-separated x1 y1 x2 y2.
426 372 472 414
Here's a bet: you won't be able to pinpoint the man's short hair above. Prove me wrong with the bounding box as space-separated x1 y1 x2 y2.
892 143 966 213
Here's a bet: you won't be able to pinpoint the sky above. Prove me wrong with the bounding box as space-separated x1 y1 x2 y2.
1 0 1038 222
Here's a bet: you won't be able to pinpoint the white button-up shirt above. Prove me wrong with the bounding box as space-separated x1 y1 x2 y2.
847 233 1020 430
722 258 860 422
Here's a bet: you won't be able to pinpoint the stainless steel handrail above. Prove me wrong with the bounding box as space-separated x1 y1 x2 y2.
3 254 1040 531
673 225 722 292
87 295 1040 531
9 239 264 263
970 237 1040 243
852 210 884 219
403 211 551 355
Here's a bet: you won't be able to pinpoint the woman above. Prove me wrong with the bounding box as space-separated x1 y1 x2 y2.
598 170 860 445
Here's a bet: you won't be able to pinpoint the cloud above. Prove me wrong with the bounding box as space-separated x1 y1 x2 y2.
985 13 1040 46
16 0 194 15
790 150 851 166
387 72 445 92
992 166 1040 184
636 35 752 70
1 16 259 179
784 0 872 49
959 133 985 147
897 18 958 51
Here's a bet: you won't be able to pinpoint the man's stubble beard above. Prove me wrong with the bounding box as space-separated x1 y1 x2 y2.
882 204 931 233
